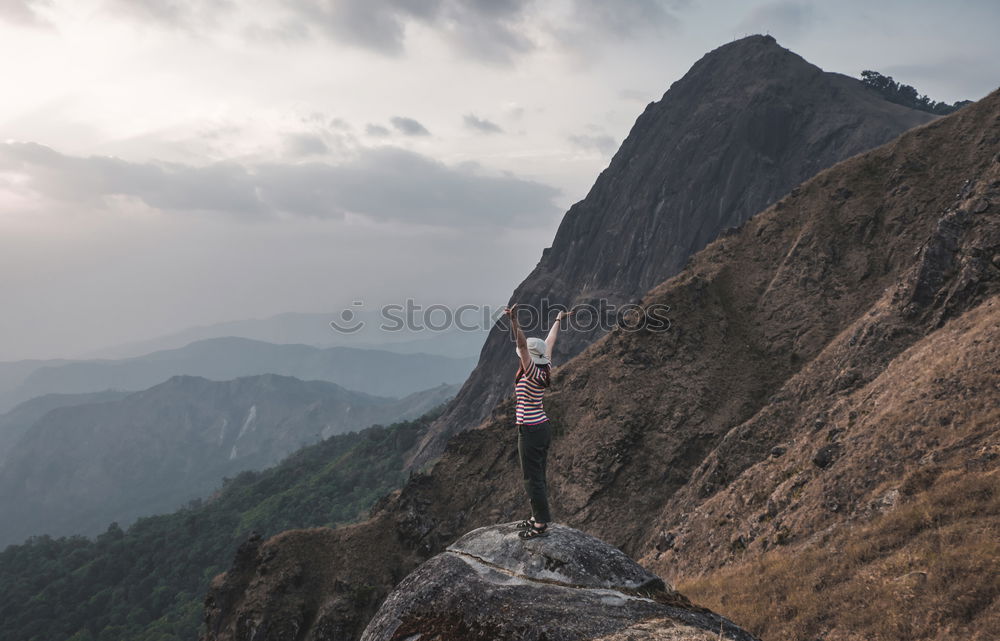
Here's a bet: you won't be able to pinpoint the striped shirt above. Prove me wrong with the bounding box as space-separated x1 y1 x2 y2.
515 360 550 425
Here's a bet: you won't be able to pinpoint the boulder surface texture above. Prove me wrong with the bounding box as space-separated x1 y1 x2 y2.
361 523 759 641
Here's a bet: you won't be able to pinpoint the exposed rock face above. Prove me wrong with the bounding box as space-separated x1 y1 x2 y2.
362 524 758 641
202 526 412 641
413 34 935 467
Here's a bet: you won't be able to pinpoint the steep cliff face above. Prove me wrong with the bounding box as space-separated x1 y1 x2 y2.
202 88 999 641
413 35 935 466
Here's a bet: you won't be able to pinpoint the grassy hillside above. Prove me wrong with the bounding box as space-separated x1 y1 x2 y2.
680 467 999 641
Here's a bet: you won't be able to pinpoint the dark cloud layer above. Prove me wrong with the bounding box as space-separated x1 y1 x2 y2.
390 116 431 136
89 0 682 65
0 142 560 228
463 114 504 134
282 0 534 64
365 123 391 137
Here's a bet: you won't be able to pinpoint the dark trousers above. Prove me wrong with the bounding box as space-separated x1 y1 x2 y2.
517 421 552 523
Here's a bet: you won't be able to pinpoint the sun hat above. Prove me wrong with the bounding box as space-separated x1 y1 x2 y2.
523 337 550 365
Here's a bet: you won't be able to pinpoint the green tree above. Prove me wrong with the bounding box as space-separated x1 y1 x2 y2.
859 69 970 115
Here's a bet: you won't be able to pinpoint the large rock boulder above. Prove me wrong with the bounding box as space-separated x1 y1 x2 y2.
361 523 759 641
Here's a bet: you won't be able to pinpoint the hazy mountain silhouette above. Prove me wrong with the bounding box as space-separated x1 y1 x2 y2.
0 336 475 412
0 374 457 546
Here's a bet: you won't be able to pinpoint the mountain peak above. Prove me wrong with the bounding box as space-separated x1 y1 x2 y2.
703 33 784 58
659 34 829 104
414 39 935 466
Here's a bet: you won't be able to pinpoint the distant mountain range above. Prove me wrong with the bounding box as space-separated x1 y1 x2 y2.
81 310 490 360
0 390 130 467
0 373 457 546
0 336 476 413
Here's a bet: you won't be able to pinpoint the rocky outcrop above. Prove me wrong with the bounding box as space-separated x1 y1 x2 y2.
362 524 758 641
203 80 1000 641
412 34 935 467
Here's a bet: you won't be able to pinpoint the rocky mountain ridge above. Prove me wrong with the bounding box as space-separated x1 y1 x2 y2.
413 34 936 467
202 84 1000 641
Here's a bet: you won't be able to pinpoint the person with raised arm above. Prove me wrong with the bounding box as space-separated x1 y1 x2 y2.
504 304 573 539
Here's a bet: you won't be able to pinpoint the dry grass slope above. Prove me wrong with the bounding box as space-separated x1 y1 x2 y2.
681 469 999 641
679 298 1000 641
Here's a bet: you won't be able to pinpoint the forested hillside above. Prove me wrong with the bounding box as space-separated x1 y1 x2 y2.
0 407 441 641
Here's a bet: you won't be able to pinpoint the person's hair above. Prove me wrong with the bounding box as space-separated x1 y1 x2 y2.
515 362 551 388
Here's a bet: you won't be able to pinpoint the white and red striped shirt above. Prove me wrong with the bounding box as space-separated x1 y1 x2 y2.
515 360 550 425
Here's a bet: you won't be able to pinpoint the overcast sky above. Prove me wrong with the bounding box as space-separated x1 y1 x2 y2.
1 0 997 360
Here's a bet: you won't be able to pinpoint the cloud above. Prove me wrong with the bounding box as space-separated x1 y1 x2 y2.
102 0 234 31
390 116 431 136
437 0 535 65
735 2 816 39
568 133 618 155
280 0 418 54
0 142 561 228
83 0 681 65
549 0 687 64
0 141 269 215
463 114 504 134
280 0 535 64
366 124 391 137
0 0 53 27
567 0 686 39
283 133 329 157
